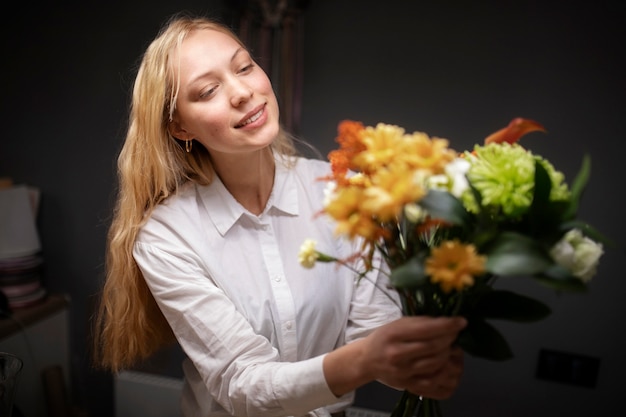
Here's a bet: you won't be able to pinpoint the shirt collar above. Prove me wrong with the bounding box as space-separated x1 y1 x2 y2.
198 156 299 236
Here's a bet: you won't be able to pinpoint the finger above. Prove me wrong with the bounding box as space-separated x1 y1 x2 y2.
407 349 451 375
395 316 467 342
398 333 460 362
406 355 465 399
406 372 462 400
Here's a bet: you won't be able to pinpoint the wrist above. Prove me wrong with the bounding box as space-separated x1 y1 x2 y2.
323 338 372 397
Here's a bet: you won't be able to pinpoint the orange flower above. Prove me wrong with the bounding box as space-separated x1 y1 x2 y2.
425 240 486 293
328 120 367 183
484 117 546 145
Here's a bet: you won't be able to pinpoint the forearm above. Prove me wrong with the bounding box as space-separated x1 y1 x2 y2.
323 338 373 397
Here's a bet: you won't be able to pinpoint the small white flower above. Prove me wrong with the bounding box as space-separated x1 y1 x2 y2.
550 229 604 282
298 239 319 269
323 181 337 207
426 174 449 191
404 202 426 223
445 158 471 197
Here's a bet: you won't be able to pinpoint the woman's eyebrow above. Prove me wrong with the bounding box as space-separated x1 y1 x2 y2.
188 47 248 86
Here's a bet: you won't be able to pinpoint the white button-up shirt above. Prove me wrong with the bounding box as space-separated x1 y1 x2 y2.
134 156 401 417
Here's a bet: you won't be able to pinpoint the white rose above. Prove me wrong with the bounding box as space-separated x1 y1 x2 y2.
549 229 604 282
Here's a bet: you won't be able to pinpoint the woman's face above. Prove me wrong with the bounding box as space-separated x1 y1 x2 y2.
169 29 280 157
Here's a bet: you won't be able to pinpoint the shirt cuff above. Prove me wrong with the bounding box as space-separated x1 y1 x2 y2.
274 354 341 414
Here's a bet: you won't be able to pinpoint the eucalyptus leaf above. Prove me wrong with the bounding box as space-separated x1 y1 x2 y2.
562 154 591 220
390 256 428 289
457 319 513 361
473 290 551 322
484 232 553 275
419 190 471 227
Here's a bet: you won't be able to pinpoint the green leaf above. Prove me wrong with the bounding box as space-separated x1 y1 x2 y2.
532 159 552 207
457 319 513 361
473 290 551 322
390 256 428 289
528 161 563 235
419 190 471 227
562 154 591 220
484 232 553 275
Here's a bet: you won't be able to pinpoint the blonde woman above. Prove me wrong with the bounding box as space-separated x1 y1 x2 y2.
94 13 465 417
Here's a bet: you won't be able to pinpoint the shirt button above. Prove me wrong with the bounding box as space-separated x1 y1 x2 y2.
273 275 281 282
285 321 293 330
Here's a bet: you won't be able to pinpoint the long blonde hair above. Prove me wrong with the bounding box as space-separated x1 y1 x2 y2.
94 14 296 372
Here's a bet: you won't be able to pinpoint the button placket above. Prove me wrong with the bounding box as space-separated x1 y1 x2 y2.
258 221 298 360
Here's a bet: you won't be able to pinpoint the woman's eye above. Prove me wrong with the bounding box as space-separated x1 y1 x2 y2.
199 86 217 99
238 63 254 74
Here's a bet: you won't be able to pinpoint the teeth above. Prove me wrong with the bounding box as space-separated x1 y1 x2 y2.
239 109 263 127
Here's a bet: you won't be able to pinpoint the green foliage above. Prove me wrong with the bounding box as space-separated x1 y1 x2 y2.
384 148 607 362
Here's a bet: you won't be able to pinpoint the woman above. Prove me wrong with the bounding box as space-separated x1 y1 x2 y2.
94 13 466 417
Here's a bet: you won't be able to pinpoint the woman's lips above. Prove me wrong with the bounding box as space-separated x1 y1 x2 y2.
235 104 266 128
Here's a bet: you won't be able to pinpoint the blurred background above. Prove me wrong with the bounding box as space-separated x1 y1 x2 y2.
1 0 624 416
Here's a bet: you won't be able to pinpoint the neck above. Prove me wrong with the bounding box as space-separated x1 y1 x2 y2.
211 148 275 215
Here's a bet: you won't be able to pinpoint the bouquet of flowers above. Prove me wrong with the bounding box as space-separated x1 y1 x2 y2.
298 118 607 417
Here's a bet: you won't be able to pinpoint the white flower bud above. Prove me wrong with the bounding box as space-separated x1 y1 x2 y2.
550 229 604 282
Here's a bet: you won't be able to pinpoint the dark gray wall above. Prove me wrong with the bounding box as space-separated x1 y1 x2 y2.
2 1 624 416
2 2 228 415
299 2 626 416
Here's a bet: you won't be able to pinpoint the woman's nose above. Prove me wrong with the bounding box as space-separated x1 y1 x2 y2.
230 78 253 107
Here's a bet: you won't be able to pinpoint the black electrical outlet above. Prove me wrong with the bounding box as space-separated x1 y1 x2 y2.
536 349 600 388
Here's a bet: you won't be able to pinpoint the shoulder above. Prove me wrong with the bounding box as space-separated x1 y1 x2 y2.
138 182 205 243
286 156 332 184
152 182 201 218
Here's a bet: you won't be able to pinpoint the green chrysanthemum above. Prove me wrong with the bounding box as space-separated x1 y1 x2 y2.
461 143 569 218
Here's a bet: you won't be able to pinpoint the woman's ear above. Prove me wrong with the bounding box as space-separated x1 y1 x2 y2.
168 119 193 141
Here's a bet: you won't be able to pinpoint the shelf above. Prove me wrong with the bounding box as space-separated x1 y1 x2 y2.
0 293 69 340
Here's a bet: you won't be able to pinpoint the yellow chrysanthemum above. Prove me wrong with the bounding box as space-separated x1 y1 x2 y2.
323 120 457 250
324 186 387 242
425 240 486 293
403 133 457 175
363 165 426 221
352 123 407 173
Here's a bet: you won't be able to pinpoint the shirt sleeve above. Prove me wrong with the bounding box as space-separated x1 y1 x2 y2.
345 252 403 343
133 240 341 417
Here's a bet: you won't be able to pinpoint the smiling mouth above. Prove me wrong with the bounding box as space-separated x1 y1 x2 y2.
235 107 264 128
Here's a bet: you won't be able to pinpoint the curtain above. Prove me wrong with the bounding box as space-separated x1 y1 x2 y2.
227 0 310 135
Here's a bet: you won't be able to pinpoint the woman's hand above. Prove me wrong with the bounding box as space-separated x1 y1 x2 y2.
404 344 464 400
323 316 466 398
361 316 465 399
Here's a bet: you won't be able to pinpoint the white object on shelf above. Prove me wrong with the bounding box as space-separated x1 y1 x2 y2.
0 185 41 260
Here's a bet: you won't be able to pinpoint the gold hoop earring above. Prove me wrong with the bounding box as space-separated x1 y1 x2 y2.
185 140 193 153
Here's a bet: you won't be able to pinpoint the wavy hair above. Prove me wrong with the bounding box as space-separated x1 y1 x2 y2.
93 13 297 372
